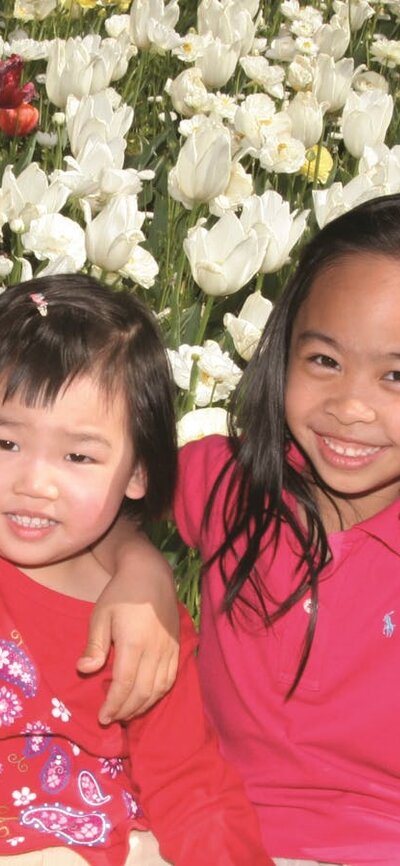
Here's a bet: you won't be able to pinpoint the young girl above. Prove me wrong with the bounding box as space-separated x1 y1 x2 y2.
0 274 270 866
91 192 400 866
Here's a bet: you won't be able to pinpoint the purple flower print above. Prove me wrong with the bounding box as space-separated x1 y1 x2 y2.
0 686 22 725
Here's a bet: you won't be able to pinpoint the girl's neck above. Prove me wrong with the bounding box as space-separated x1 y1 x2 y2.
313 484 400 534
16 551 111 602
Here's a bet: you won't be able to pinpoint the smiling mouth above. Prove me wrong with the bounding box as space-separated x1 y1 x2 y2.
322 436 381 458
7 514 57 529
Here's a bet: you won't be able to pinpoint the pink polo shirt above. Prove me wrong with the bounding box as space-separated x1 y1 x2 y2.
175 435 400 866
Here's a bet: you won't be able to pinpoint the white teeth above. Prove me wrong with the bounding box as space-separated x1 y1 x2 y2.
8 515 56 528
323 437 380 458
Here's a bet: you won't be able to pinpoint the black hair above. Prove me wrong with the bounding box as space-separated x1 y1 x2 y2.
0 273 177 523
204 192 400 693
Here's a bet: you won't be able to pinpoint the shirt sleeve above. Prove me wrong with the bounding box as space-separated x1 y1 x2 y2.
126 604 273 866
174 435 232 551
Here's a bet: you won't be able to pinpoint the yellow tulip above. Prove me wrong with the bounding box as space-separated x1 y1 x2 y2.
299 146 333 185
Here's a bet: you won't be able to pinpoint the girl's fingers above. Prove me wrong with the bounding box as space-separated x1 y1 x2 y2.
76 609 112 673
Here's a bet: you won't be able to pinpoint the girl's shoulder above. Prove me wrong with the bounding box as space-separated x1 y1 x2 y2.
179 433 233 471
175 435 235 547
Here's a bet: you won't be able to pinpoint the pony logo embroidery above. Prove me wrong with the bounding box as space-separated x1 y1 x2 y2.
383 611 396 638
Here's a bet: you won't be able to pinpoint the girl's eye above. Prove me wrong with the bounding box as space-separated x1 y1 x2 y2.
0 439 18 452
383 371 400 383
65 453 93 464
308 353 339 369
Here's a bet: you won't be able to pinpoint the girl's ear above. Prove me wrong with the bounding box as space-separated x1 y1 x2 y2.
125 463 147 501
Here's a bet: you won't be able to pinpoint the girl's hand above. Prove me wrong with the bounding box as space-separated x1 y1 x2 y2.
77 524 180 724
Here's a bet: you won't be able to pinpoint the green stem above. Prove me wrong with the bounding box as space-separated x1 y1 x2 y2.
312 117 327 191
194 294 214 346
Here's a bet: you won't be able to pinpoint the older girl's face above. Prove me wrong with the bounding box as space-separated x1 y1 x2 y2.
285 252 400 526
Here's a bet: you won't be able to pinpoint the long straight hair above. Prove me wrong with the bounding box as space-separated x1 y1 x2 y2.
204 193 400 693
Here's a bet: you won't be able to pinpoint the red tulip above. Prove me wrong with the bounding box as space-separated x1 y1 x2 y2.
0 103 39 136
0 54 37 108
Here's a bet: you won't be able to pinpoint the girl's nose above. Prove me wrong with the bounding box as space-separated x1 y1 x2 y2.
325 396 377 425
14 462 58 500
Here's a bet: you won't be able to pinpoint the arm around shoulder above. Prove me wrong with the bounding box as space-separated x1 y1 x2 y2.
79 519 180 722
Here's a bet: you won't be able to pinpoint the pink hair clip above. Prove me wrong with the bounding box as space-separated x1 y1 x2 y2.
30 292 48 317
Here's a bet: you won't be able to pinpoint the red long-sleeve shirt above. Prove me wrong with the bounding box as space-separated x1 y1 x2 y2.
0 556 271 866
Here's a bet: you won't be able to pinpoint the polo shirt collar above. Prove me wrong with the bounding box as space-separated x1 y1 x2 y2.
353 497 400 555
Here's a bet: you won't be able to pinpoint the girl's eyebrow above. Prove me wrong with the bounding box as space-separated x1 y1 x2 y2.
66 432 112 449
0 418 112 449
296 330 339 348
297 330 400 361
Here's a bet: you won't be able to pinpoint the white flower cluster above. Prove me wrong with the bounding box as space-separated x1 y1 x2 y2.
0 0 399 442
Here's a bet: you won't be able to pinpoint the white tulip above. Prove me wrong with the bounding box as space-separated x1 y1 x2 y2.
207 91 238 122
227 0 260 17
314 16 350 60
224 291 272 361
293 35 319 57
0 256 13 278
209 161 253 216
15 257 33 283
279 0 301 21
234 93 278 151
54 143 148 209
353 69 389 94
358 144 400 193
4 35 50 60
198 0 257 56
0 164 69 235
65 90 133 160
172 32 208 63
168 120 232 209
287 7 323 37
84 195 146 272
130 0 180 50
168 341 242 407
239 56 285 99
184 211 268 296
287 92 325 148
37 255 84 277
195 37 241 88
177 113 212 138
287 53 315 90
13 0 56 20
177 407 228 447
105 14 131 39
312 54 354 111
120 245 159 289
336 0 375 31
22 214 86 271
46 34 132 109
165 68 211 117
342 90 394 158
267 33 297 62
312 175 384 228
259 134 306 175
370 35 400 69
240 191 309 273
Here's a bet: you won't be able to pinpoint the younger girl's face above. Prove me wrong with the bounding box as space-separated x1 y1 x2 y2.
0 374 146 579
285 252 400 526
